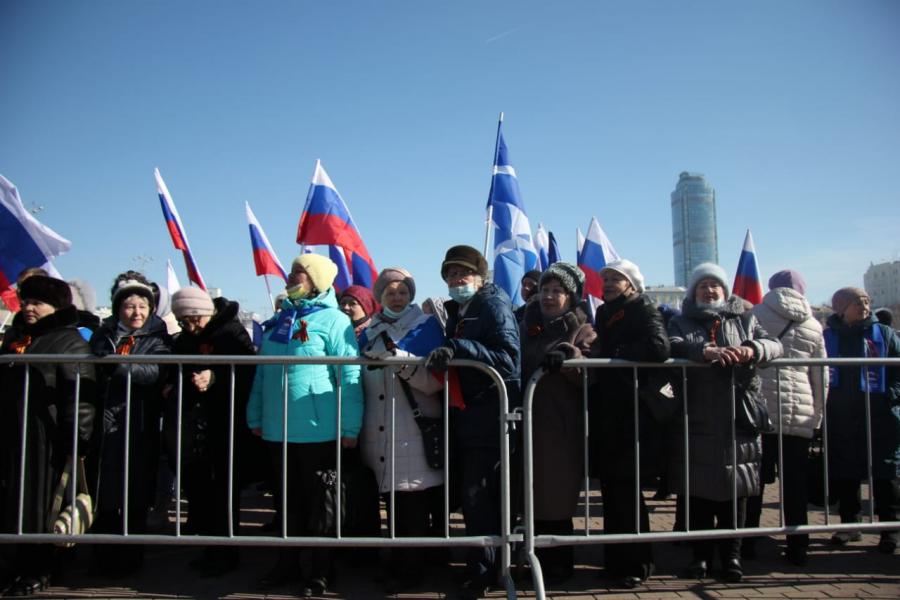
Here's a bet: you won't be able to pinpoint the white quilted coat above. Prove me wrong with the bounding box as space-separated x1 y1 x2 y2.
751 288 829 439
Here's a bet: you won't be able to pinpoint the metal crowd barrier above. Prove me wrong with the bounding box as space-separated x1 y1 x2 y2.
522 356 900 600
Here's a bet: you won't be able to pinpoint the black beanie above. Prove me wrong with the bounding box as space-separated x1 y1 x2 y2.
18 275 73 309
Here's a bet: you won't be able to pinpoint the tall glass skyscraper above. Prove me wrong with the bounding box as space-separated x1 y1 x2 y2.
671 172 718 287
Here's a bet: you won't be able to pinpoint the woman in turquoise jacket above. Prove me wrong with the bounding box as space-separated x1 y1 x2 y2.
247 253 362 597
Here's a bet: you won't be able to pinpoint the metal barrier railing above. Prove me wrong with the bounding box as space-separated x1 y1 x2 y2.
522 357 900 600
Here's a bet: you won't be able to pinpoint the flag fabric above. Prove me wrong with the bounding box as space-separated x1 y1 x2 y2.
166 259 181 294
328 245 352 293
296 160 377 289
0 174 71 307
576 227 586 265
578 217 620 300
486 124 538 305
534 223 551 271
733 229 763 305
246 202 288 281
154 168 207 290
548 231 561 265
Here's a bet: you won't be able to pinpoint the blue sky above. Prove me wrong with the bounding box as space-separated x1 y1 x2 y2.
2 0 899 315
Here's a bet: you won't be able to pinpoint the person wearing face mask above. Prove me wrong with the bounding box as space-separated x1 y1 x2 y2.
0 276 97 596
247 254 363 597
588 259 669 588
165 286 258 577
339 285 378 340
88 274 172 576
823 287 899 554
358 268 446 593
666 263 782 583
424 245 520 599
520 262 596 584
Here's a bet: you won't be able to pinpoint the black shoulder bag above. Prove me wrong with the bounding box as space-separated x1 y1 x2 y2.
396 375 444 470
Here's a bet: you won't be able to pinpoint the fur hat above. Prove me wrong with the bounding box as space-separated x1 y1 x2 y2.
18 275 72 309
112 279 156 316
171 287 215 319
440 245 488 280
600 259 645 294
687 262 730 299
291 254 339 293
831 287 868 316
540 262 585 299
768 269 807 295
340 285 378 318
373 267 416 303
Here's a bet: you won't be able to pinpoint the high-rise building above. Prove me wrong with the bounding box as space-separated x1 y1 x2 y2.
671 172 718 287
864 260 900 307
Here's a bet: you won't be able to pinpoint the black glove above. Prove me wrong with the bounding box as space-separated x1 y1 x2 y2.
542 350 566 373
426 346 454 372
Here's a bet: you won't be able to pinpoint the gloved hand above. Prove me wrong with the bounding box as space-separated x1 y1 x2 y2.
426 346 455 372
363 348 395 361
542 350 567 373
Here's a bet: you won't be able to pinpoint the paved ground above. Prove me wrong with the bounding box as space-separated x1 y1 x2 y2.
33 484 899 599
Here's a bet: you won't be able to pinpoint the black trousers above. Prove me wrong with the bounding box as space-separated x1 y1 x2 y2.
383 486 446 573
600 478 654 579
457 445 501 585
534 519 574 578
832 477 898 524
689 496 747 566
745 434 810 550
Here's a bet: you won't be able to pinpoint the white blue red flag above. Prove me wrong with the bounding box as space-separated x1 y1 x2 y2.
245 202 288 281
296 160 377 289
486 121 538 305
578 217 620 300
548 230 561 264
328 245 352 293
0 174 71 310
733 229 763 305
534 223 551 271
154 168 207 290
576 227 585 265
166 259 181 294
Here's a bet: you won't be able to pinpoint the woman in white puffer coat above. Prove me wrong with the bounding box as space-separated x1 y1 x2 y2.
745 270 828 566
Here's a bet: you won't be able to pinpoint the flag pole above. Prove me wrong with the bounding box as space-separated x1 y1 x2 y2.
263 275 276 313
482 112 504 262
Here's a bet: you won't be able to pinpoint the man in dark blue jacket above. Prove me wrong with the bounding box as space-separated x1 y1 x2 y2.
426 245 520 599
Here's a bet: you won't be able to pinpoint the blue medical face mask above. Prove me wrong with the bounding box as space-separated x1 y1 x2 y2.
449 283 477 304
382 305 411 320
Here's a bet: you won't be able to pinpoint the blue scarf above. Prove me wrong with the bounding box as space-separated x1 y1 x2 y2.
269 303 327 344
824 322 886 393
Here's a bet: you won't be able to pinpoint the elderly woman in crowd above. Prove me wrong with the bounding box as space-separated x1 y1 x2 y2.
166 286 258 576
590 259 670 588
667 263 782 583
520 262 595 584
824 287 899 554
425 245 520 600
247 254 363 597
744 270 827 565
0 276 96 596
359 267 446 593
89 273 172 576
339 285 378 340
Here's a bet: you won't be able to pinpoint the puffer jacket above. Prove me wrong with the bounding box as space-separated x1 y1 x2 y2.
247 288 363 443
359 306 444 493
750 288 827 439
667 296 783 501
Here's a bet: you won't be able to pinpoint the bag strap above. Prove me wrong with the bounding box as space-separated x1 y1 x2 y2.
776 320 795 340
47 457 74 531
395 373 424 420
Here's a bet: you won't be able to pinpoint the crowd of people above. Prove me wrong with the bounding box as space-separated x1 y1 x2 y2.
0 248 897 598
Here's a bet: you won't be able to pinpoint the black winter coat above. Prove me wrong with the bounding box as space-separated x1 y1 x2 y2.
589 293 670 481
0 305 97 533
90 314 171 515
443 282 520 448
824 314 900 480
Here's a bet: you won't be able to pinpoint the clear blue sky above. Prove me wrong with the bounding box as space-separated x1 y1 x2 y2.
2 0 899 315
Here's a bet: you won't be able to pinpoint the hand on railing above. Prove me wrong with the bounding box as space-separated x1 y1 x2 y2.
191 369 214 393
425 346 454 372
542 350 566 373
703 345 753 367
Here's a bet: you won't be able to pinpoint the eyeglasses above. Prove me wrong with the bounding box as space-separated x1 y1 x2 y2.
178 315 206 326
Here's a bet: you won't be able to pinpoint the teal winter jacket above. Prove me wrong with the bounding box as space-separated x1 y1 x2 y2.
247 288 363 443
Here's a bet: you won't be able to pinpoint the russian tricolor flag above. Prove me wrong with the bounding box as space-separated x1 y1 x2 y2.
534 223 551 271
548 230 561 265
0 174 71 311
578 217 620 300
733 229 763 305
296 160 377 290
246 202 288 281
155 168 206 290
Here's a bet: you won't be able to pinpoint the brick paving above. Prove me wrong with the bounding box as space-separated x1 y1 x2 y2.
33 484 898 599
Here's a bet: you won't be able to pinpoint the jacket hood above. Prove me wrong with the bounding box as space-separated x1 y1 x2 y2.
762 287 812 323
681 295 746 321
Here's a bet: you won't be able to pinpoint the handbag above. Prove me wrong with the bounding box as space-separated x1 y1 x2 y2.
397 376 444 470
734 378 774 435
307 460 380 536
47 456 94 547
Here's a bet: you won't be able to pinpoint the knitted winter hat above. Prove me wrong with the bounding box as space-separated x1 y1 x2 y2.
340 285 378 318
112 279 156 315
171 287 215 319
768 269 807 295
540 262 585 299
522 270 542 284
831 287 868 316
600 259 645 294
373 267 416 303
291 254 339 294
18 275 72 309
440 245 488 279
687 262 730 299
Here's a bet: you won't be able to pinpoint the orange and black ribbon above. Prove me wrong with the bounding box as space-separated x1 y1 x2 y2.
9 335 32 354
116 336 136 355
